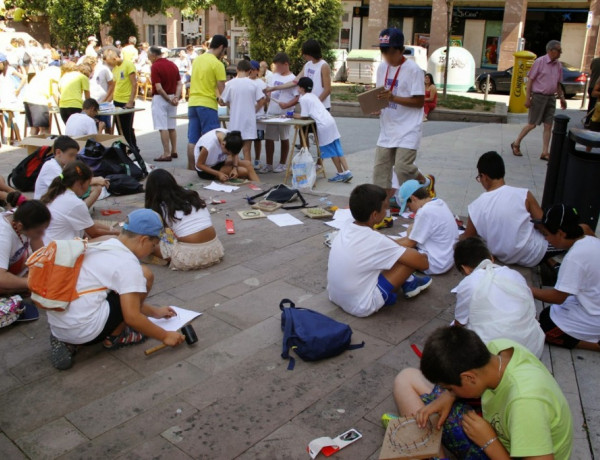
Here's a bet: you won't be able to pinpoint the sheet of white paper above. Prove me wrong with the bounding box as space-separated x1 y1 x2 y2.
325 208 354 229
98 186 111 200
399 231 408 237
324 219 351 230
148 306 202 331
401 212 412 219
203 181 240 193
264 117 289 123
267 213 304 227
333 208 353 221
402 223 410 228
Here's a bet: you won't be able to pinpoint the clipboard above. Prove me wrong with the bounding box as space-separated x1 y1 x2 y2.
357 87 389 114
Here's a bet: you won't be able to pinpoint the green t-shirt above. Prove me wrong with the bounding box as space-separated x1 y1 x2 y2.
188 52 226 110
483 339 573 460
112 60 137 104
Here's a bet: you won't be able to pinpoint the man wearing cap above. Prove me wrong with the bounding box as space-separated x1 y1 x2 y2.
531 204 600 352
85 36 98 57
396 179 458 274
186 34 228 170
373 28 435 230
46 209 186 370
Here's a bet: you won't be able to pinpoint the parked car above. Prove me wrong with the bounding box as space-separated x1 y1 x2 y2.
476 61 588 98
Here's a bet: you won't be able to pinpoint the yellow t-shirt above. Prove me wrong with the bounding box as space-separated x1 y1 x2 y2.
121 45 138 63
188 52 226 110
112 60 137 103
58 72 89 109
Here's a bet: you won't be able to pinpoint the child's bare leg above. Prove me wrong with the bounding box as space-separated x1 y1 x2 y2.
280 139 290 165
0 176 15 194
393 368 435 416
265 140 275 165
238 160 260 182
254 140 262 162
242 140 251 161
331 157 344 173
339 156 350 171
575 341 600 351
382 259 415 290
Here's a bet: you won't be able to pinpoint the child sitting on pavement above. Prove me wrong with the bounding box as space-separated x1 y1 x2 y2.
40 161 120 245
461 151 548 267
327 184 432 318
46 209 187 370
145 169 224 271
194 128 260 183
65 97 105 137
294 77 352 183
396 179 458 274
531 204 600 352
390 327 573 460
453 237 545 358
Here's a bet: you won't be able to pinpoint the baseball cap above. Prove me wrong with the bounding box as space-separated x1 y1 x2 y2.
115 40 122 46
531 204 580 234
396 179 425 214
378 28 404 49
123 209 164 238
250 60 260 70
87 36 98 42
297 77 313 92
0 53 7 63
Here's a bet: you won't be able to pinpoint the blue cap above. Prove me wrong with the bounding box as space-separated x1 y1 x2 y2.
123 209 164 238
396 179 425 214
379 28 404 49
0 53 7 63
250 60 260 70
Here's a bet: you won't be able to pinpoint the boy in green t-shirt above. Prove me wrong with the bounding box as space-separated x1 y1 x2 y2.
391 327 573 460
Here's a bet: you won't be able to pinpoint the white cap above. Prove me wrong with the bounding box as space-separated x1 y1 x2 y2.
87 36 98 42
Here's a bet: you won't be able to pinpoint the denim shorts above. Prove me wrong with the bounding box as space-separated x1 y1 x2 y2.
188 106 220 144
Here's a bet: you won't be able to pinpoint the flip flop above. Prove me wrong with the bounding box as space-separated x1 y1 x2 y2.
510 142 523 156
170 152 178 158
540 155 550 161
154 156 172 162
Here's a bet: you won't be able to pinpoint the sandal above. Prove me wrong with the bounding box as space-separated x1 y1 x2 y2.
510 142 523 156
170 152 178 158
540 154 550 161
103 326 147 349
154 155 172 162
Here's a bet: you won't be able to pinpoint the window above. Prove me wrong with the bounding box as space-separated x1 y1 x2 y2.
148 25 156 46
158 25 167 47
147 24 167 47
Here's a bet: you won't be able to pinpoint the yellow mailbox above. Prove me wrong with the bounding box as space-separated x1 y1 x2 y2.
509 50 537 113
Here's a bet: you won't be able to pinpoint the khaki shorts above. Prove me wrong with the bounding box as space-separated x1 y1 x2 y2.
265 124 291 141
160 236 224 271
528 93 556 126
373 146 418 189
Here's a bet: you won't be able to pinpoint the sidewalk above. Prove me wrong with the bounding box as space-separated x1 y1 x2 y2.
0 101 597 459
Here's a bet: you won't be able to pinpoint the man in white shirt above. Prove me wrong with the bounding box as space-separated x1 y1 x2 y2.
85 36 98 57
461 151 548 267
396 180 458 274
65 98 103 137
327 184 432 318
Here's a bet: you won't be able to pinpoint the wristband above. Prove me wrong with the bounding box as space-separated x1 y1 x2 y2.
481 436 498 450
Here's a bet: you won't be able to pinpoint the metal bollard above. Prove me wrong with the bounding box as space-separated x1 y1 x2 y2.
483 74 490 101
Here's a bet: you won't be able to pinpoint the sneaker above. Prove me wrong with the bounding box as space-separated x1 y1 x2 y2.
273 163 286 173
17 300 39 322
342 171 353 183
425 174 436 198
328 173 346 182
373 216 394 230
381 413 399 429
253 160 261 169
402 274 432 299
50 334 74 370
258 164 273 174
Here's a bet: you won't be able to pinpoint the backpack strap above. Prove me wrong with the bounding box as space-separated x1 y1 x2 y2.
347 341 365 351
246 186 275 205
280 190 310 210
280 298 299 370
279 298 296 310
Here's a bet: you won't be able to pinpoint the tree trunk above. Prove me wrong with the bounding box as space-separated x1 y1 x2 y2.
443 0 453 98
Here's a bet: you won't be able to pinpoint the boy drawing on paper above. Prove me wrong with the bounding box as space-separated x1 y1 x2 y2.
327 184 431 318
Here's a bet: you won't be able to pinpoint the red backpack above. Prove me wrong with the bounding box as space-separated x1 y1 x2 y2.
8 146 54 192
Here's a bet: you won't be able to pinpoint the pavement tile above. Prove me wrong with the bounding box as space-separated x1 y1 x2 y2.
115 437 193 460
583 408 600 459
0 433 27 460
66 361 206 439
572 350 600 411
15 418 88 460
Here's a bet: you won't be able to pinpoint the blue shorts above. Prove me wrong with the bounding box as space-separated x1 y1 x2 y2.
320 138 344 159
188 106 220 144
377 273 397 306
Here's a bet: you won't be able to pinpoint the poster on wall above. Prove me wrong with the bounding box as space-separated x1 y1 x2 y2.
482 36 499 68
414 33 430 50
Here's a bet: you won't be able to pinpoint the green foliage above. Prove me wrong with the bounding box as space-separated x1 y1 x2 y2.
107 14 139 43
46 0 104 49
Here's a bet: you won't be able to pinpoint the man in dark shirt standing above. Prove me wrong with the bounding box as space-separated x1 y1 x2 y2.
149 46 182 162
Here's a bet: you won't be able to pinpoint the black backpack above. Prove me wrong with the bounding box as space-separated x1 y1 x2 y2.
246 184 309 210
8 146 54 192
106 174 144 195
79 140 144 180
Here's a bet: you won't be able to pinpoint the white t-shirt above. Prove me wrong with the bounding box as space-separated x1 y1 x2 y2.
376 59 424 150
299 92 340 147
91 63 113 102
303 59 330 109
251 77 267 120
467 185 547 267
0 213 30 276
452 259 545 358
220 77 264 140
409 198 458 275
43 190 94 245
551 236 600 342
47 239 147 344
165 206 213 238
194 128 229 169
267 72 297 116
327 223 406 317
65 113 97 137
34 158 62 200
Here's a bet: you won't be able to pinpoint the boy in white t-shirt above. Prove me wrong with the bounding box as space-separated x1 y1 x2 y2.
260 52 298 173
249 60 267 169
294 77 352 183
327 184 432 318
462 151 549 267
531 204 600 352
453 237 545 358
47 209 187 370
65 98 104 137
372 28 435 229
396 180 458 274
219 60 265 161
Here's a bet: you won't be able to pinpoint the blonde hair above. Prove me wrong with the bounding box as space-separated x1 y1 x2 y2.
61 61 77 76
77 64 92 77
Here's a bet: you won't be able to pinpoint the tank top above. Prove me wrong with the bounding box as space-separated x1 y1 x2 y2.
303 60 330 109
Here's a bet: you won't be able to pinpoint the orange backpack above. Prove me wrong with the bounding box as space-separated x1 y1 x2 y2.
26 239 107 312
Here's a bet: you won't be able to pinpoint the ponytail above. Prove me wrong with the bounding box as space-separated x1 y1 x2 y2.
224 130 243 155
41 160 93 205
6 191 27 208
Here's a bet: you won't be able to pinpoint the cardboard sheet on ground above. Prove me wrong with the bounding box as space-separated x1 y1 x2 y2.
379 414 442 460
324 208 353 229
267 213 304 227
148 306 202 331
203 181 240 193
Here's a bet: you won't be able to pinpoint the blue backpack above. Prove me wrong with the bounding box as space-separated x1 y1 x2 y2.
280 298 365 370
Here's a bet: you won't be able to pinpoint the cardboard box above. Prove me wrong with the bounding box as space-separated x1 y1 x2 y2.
19 134 57 154
74 134 126 150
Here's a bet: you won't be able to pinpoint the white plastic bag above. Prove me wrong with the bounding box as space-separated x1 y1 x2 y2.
292 147 316 190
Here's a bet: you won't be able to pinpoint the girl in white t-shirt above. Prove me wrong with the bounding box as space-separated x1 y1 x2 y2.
40 161 119 245
145 169 224 270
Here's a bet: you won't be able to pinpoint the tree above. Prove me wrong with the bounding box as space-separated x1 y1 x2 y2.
46 0 104 49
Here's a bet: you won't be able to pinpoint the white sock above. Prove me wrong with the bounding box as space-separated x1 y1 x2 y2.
386 209 391 218
405 274 415 283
